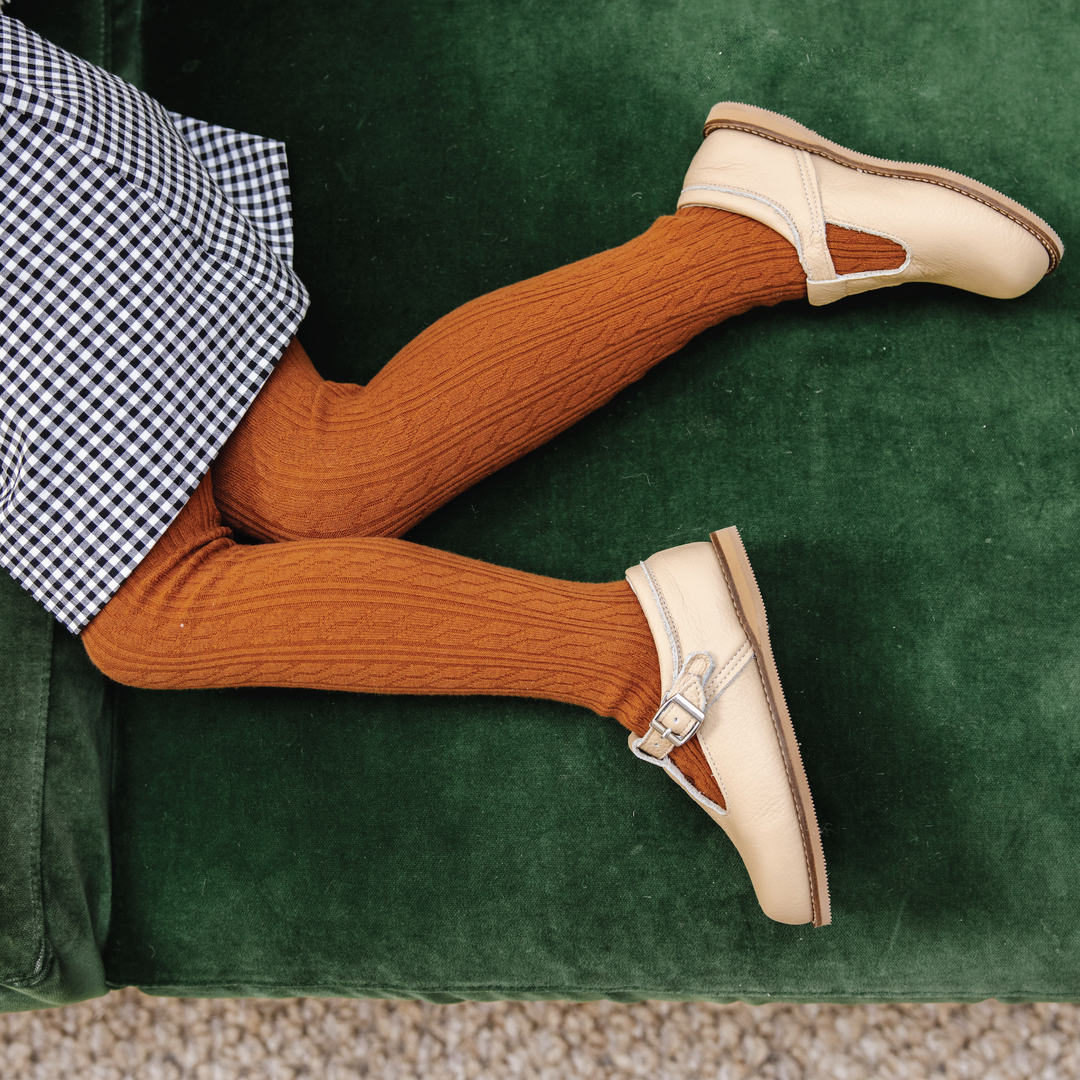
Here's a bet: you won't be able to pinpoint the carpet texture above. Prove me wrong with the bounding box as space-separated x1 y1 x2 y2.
4 994 1080 1078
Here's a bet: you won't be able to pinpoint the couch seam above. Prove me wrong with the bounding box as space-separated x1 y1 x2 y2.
0 613 54 988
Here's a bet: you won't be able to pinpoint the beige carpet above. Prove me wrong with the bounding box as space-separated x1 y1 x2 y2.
3 993 1080 1078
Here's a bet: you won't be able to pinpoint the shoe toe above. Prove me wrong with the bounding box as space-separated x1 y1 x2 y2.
696 658 818 925
812 155 1053 301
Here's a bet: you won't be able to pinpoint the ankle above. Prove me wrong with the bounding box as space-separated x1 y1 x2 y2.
670 206 808 310
604 580 727 810
672 206 907 288
825 223 907 274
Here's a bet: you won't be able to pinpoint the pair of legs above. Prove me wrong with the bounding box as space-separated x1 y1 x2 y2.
82 207 899 803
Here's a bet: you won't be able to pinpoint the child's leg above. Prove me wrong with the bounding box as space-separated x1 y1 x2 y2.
82 470 726 804
84 210 901 808
213 208 904 541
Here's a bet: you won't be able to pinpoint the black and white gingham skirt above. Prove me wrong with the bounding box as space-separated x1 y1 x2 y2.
0 16 310 632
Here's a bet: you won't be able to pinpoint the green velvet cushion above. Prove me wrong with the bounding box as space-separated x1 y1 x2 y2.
0 570 112 1012
9 0 1080 1005
19 0 143 83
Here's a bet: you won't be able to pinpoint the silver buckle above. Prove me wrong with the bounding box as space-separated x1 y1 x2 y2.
648 693 705 748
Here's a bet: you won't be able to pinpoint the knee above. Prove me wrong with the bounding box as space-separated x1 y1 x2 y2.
82 471 238 687
81 535 242 690
81 590 156 688
81 578 182 689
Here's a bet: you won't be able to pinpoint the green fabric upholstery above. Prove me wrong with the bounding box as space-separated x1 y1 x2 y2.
14 0 143 83
0 570 112 1012
3 0 1079 1007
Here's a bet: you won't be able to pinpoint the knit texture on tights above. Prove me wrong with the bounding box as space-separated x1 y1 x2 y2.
84 208 904 808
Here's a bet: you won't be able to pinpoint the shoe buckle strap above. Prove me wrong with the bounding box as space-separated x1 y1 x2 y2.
632 637 757 763
637 652 713 760
647 693 705 747
793 147 837 287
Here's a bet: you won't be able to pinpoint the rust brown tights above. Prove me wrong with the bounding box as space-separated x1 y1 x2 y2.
83 209 904 806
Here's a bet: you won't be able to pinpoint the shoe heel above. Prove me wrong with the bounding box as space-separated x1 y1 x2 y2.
710 527 832 928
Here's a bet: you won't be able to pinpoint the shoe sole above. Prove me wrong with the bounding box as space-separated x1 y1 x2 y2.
702 101 1063 274
711 526 831 928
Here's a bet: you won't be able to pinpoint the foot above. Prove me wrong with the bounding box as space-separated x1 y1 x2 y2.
678 102 1063 306
626 528 830 927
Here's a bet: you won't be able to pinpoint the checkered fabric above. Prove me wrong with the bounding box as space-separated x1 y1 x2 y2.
0 15 309 633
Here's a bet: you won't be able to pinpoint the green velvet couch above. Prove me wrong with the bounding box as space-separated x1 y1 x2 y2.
2 0 1078 1012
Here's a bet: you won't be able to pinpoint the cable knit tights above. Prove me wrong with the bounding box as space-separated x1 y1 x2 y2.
82 208 904 806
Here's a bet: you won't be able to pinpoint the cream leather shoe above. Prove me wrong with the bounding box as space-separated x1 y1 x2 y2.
625 527 829 926
678 102 1063 306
